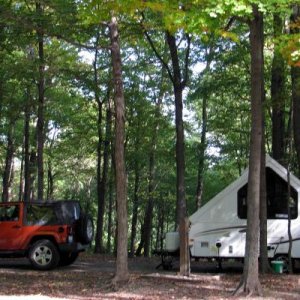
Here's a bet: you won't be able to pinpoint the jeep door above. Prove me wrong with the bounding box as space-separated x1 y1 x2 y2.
0 204 24 250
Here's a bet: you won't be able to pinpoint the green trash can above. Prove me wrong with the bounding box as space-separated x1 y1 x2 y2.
271 260 284 274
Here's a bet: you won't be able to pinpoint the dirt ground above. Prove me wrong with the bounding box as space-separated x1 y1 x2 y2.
0 254 300 299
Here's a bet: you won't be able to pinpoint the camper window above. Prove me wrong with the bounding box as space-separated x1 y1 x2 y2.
237 167 298 220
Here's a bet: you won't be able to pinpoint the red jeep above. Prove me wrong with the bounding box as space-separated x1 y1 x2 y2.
0 201 94 270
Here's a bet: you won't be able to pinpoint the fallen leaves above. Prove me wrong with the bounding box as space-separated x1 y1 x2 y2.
0 255 300 299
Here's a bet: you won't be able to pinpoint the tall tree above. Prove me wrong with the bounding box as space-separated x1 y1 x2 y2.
271 14 285 163
109 15 129 285
143 20 191 274
36 1 45 201
291 5 300 175
235 4 264 296
2 119 15 202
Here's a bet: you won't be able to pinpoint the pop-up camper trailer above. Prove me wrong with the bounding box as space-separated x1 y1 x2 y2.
164 155 300 269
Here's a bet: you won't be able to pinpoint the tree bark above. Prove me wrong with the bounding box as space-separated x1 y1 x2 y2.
109 16 129 285
291 6 300 175
2 120 15 202
29 150 37 202
36 1 45 201
130 159 140 257
95 98 104 253
166 31 189 276
47 160 54 200
271 14 285 163
143 23 190 275
235 5 263 296
96 98 112 253
259 132 269 273
18 144 25 201
107 151 114 254
195 94 207 209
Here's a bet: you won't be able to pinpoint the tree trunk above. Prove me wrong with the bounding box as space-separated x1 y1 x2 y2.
47 160 54 200
96 98 112 253
107 153 114 254
195 94 207 209
109 16 129 285
36 1 45 201
271 14 285 163
235 5 263 296
166 31 189 276
143 177 154 257
24 87 32 203
18 144 25 201
130 162 140 257
29 150 37 201
291 6 300 175
95 99 104 253
2 120 15 202
156 195 165 251
259 133 269 273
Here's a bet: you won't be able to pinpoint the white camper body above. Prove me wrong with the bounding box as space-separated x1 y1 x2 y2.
166 156 300 261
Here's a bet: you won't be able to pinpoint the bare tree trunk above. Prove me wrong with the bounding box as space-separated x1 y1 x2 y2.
95 98 104 253
166 31 190 277
156 195 166 251
47 160 54 200
36 1 45 201
271 14 286 163
2 120 15 202
235 5 263 296
19 144 24 201
259 133 269 273
143 23 190 276
107 154 114 254
109 15 129 285
24 86 31 203
291 6 300 175
195 94 207 209
96 98 112 253
29 150 37 201
130 162 140 257
287 163 293 273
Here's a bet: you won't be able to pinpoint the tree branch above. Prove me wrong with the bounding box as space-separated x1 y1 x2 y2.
140 13 174 83
55 34 111 51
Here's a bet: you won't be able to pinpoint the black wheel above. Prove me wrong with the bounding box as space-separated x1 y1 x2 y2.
79 214 94 244
29 239 60 270
59 252 79 266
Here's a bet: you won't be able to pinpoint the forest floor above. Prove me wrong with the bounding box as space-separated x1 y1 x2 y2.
0 254 300 299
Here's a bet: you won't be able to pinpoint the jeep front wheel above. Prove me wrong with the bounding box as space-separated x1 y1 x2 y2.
29 240 60 270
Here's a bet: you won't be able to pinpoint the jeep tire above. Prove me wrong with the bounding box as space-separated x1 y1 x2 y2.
29 239 60 270
78 214 94 244
59 252 79 266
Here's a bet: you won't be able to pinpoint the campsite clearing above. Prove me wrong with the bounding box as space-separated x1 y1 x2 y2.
0 254 300 299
